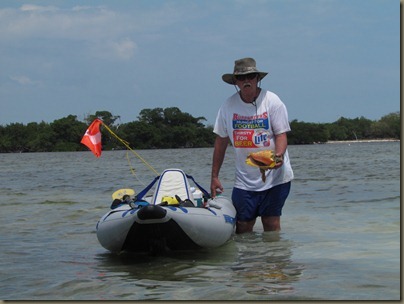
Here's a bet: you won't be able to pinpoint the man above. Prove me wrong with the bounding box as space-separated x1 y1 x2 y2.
210 57 294 234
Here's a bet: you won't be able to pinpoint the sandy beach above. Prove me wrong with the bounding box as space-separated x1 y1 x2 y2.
326 139 400 144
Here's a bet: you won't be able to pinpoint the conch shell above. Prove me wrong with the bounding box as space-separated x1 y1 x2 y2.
246 150 279 182
246 150 276 169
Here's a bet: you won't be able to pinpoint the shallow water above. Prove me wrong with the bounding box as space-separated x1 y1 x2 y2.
0 142 400 300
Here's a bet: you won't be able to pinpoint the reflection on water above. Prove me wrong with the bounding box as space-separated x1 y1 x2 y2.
94 231 304 300
230 232 303 297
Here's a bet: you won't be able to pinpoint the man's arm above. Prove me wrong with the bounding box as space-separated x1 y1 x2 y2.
210 135 229 197
274 132 288 168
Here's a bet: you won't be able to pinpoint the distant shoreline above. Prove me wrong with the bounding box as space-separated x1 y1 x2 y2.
326 139 400 144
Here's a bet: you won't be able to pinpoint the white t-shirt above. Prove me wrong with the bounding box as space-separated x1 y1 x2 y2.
214 90 294 191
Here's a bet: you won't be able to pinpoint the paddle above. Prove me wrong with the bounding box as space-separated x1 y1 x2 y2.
112 188 135 200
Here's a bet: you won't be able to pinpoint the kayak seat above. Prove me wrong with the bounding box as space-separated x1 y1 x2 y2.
152 168 196 206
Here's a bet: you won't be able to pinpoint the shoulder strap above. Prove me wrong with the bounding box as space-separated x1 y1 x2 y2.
135 175 160 200
186 174 211 199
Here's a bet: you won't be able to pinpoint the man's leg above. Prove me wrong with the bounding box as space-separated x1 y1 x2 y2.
232 188 258 234
236 219 256 234
260 182 291 232
261 216 281 231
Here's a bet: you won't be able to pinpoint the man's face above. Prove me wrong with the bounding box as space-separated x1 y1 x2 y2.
235 73 258 93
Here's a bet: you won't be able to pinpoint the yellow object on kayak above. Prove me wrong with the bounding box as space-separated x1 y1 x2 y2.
112 188 135 200
161 196 179 205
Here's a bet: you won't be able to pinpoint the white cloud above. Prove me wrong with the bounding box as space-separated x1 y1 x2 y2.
110 38 137 60
9 75 38 85
0 5 137 60
20 4 58 12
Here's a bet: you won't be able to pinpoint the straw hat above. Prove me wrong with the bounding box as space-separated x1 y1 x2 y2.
222 57 268 85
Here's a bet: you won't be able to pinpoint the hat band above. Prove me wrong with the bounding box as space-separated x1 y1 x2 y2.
234 67 258 74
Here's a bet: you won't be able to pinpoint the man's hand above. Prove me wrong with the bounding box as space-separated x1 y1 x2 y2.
210 176 223 198
273 153 284 169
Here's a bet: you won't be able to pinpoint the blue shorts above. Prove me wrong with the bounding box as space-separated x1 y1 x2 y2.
232 182 291 222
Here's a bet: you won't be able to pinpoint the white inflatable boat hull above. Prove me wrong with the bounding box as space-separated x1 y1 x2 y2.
96 195 236 253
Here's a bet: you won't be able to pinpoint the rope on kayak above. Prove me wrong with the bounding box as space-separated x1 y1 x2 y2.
125 151 146 186
101 122 160 176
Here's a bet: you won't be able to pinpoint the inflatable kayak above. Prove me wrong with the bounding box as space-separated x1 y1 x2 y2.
96 168 236 253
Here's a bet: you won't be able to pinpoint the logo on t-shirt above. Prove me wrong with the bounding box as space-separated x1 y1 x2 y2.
232 113 271 148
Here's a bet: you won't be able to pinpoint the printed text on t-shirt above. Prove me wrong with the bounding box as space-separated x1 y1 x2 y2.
232 112 271 148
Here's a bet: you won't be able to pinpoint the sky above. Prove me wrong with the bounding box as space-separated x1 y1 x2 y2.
0 0 400 126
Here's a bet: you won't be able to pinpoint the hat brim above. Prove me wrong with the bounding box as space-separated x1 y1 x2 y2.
222 72 268 85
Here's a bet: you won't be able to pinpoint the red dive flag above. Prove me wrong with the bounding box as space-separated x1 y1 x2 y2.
81 119 103 157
